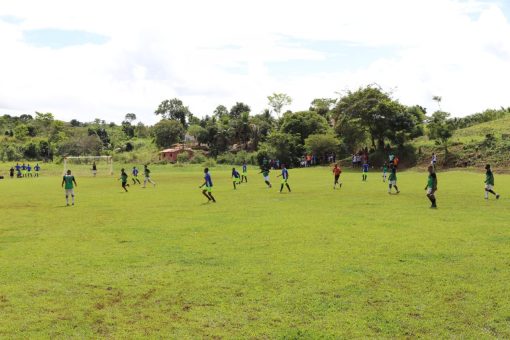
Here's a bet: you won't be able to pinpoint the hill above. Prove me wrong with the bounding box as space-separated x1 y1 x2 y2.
413 116 510 169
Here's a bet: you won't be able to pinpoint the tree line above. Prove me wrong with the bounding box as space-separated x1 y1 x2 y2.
1 85 509 165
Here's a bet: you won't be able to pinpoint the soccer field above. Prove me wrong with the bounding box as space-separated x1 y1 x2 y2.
1 165 509 338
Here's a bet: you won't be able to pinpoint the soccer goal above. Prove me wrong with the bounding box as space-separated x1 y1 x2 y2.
63 156 113 176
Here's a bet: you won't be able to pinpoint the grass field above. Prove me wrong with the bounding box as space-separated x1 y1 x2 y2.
1 164 510 338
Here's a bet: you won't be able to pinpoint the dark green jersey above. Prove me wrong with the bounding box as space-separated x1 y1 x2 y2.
120 173 128 183
262 169 269 177
144 168 150 177
388 168 397 181
63 175 75 189
427 173 437 188
485 170 494 185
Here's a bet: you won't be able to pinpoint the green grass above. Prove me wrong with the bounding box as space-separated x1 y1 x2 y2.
1 165 510 338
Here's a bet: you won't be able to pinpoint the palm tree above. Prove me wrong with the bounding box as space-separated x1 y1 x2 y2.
432 96 442 110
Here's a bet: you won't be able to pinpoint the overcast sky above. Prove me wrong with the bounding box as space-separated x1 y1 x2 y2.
1 0 509 124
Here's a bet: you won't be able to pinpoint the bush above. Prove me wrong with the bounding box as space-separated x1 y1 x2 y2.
176 152 190 163
202 158 217 168
217 153 235 164
190 151 206 164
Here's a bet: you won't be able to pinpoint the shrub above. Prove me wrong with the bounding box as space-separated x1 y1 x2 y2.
202 158 217 168
176 152 190 163
190 151 206 164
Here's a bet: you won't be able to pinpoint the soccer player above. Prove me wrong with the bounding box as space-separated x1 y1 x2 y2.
15 163 20 174
388 165 400 194
92 161 97 177
431 153 437 167
142 164 156 188
425 165 438 208
277 164 291 193
9 167 14 178
362 162 369 181
26 164 32 177
484 164 500 200
259 166 272 188
21 163 27 177
241 162 248 183
34 163 40 177
199 167 216 202
231 167 241 189
382 162 388 182
332 163 342 189
119 168 130 192
61 169 77 206
131 166 141 184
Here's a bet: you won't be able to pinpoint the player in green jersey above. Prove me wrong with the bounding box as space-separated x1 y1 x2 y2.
259 166 272 188
388 165 400 194
425 165 438 208
61 169 77 206
119 168 130 192
143 164 156 188
484 164 500 200
382 163 388 182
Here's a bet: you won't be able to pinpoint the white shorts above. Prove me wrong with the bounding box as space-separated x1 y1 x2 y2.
264 176 270 181
426 188 434 195
65 189 74 196
92 170 97 175
485 184 494 191
389 180 396 185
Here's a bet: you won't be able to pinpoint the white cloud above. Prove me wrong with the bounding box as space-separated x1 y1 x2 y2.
0 0 509 123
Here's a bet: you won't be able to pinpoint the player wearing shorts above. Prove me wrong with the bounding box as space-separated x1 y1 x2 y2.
62 169 77 206
277 164 291 193
143 164 156 188
382 163 388 182
232 168 241 189
26 164 32 177
92 161 97 177
21 163 27 177
484 164 500 200
332 164 342 189
199 167 216 202
388 165 400 194
132 166 141 184
241 162 248 183
425 165 438 208
362 162 369 181
34 163 40 177
119 168 130 192
259 167 272 188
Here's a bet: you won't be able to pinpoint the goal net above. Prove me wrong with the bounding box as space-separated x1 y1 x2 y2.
63 156 113 176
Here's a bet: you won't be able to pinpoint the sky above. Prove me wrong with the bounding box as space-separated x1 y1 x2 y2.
1 0 510 124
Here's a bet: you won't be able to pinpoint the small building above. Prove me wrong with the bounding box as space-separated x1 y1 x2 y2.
159 147 194 162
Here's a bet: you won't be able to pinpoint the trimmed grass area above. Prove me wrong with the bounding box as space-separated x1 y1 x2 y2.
1 165 510 338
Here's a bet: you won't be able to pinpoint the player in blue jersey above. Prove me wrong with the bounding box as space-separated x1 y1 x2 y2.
241 162 248 183
199 168 216 202
34 163 40 177
277 164 291 193
362 162 369 181
131 166 141 184
26 164 32 177
21 163 27 177
231 167 241 189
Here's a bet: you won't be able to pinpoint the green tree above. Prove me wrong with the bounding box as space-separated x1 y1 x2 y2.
280 111 329 144
213 105 229 118
153 120 185 148
304 134 340 160
333 85 420 150
427 111 454 158
259 132 302 166
155 98 191 127
229 102 250 119
187 124 207 146
309 98 336 120
14 124 29 140
124 113 137 123
268 93 292 118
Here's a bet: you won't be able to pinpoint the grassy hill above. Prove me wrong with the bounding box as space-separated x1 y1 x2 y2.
413 116 510 169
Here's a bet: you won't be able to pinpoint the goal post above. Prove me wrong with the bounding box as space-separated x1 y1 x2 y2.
63 156 113 176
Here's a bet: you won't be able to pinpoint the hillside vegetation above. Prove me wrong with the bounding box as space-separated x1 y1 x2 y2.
414 115 510 168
